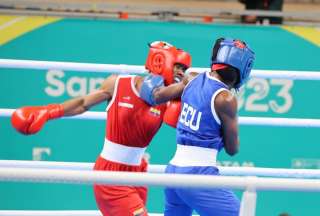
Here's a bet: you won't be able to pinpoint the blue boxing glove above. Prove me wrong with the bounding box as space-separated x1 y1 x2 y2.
140 74 164 106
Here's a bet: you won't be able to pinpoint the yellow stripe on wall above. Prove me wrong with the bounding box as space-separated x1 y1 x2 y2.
0 15 61 45
0 15 19 25
282 26 320 47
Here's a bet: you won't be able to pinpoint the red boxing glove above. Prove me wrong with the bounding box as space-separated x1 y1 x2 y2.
163 100 181 128
11 104 64 135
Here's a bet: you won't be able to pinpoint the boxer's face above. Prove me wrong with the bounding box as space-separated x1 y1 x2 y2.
173 63 188 83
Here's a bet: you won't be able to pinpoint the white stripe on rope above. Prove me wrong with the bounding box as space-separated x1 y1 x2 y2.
1 160 320 179
0 210 101 216
0 210 165 216
0 59 147 74
1 108 320 128
1 59 320 80
0 167 320 192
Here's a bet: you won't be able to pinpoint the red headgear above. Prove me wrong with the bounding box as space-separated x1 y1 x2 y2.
176 49 191 69
145 41 191 85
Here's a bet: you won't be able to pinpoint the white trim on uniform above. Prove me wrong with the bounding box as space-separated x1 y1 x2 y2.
106 75 121 112
206 71 230 125
170 144 217 167
106 75 138 112
206 71 228 87
118 102 134 108
100 139 146 166
131 75 140 98
210 88 228 125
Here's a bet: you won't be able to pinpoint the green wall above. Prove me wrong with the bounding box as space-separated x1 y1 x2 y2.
0 16 320 215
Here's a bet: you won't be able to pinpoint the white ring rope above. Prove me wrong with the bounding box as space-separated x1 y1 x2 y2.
0 210 102 216
1 160 320 179
0 210 164 216
1 59 319 216
1 58 320 80
1 108 320 128
0 59 147 74
0 167 320 192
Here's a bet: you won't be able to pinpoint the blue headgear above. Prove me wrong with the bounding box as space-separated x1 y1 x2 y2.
211 38 255 89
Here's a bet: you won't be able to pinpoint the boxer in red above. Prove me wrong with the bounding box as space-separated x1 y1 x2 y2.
11 41 191 216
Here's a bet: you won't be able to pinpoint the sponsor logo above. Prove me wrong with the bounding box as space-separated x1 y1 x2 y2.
118 102 134 108
133 207 145 216
149 107 161 116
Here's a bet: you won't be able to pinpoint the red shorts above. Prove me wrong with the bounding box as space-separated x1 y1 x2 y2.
93 156 148 216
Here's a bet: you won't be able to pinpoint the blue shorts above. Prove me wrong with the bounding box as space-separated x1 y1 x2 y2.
164 164 240 216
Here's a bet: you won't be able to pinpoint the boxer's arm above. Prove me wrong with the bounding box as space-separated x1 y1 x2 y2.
11 74 118 135
153 81 185 104
153 72 198 104
215 90 239 156
62 74 117 116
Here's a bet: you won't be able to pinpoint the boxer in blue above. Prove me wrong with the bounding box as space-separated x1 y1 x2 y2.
162 38 255 216
139 37 255 216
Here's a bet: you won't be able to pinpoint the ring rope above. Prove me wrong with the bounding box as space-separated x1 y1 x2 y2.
1 160 320 179
1 108 320 128
0 167 320 192
1 60 319 216
0 59 147 74
0 210 103 216
0 210 164 216
1 58 320 80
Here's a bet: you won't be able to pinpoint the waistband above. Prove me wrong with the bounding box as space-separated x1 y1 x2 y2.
170 144 217 167
100 139 146 166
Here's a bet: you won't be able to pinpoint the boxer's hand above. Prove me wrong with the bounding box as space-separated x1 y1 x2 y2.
163 100 181 128
11 104 64 135
140 74 164 106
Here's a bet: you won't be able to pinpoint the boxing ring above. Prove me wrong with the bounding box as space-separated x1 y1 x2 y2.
1 58 320 216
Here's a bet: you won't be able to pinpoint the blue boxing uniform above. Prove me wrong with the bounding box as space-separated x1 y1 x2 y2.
164 71 240 216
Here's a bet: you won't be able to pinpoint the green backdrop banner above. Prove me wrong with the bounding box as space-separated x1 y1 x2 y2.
0 16 320 215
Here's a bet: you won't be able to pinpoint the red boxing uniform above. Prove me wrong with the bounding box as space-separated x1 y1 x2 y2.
94 75 166 216
10 40 191 216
